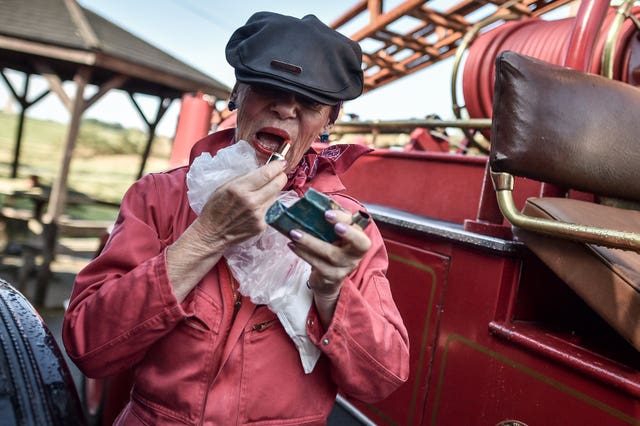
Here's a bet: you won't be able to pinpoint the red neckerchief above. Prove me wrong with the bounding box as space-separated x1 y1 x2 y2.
187 129 372 193
284 143 372 192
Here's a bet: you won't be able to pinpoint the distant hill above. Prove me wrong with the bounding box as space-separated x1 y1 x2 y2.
0 112 172 216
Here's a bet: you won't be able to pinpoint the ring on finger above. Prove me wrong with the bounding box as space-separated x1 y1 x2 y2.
351 210 371 230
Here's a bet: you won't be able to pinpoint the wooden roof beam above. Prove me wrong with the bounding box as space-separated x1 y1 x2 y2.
331 0 368 29
84 74 129 110
34 61 73 111
363 51 402 71
63 0 100 49
93 52 227 97
373 29 441 56
0 35 95 65
331 0 384 28
410 6 470 32
333 0 573 92
445 0 497 17
345 0 433 41
368 0 384 20
529 0 575 16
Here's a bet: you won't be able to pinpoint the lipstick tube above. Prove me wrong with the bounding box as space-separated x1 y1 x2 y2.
267 140 291 163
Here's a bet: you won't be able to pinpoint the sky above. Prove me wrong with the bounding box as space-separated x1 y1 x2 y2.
0 1 478 137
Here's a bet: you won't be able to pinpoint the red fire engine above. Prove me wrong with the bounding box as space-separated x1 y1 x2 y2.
91 0 640 424
328 1 640 424
1 0 638 424
159 2 640 424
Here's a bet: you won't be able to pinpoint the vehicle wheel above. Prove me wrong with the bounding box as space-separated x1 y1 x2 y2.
0 278 87 425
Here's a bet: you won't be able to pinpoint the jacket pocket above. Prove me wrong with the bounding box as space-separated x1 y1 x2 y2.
182 286 222 335
133 286 223 424
239 308 336 424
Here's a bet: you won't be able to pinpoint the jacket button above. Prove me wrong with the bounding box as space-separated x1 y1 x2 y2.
322 338 330 345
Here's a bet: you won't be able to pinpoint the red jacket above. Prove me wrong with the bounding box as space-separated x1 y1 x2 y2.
63 129 409 425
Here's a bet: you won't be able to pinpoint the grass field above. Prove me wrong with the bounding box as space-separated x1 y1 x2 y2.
0 112 173 220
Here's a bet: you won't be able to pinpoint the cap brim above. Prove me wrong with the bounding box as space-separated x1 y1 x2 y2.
236 71 348 106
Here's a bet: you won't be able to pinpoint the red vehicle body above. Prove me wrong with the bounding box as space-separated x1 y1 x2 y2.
83 1 639 424
329 0 640 424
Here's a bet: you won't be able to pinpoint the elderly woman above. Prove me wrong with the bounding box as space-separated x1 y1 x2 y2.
63 11 409 425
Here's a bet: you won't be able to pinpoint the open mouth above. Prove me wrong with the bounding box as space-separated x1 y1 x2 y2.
252 128 290 156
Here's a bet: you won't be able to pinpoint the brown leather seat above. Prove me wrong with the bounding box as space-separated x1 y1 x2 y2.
490 51 640 350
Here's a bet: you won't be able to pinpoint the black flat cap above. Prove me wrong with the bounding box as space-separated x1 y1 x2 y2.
226 11 364 105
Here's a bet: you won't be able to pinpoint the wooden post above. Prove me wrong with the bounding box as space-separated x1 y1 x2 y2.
10 74 29 178
129 95 173 179
36 67 89 307
1 70 49 178
46 66 90 222
33 221 57 307
34 66 125 305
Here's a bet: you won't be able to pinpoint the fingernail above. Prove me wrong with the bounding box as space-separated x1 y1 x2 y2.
287 242 296 251
290 229 303 240
324 210 336 221
335 222 348 235
281 159 288 170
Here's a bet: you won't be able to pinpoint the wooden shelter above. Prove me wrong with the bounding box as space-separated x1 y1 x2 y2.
0 0 230 306
0 0 230 220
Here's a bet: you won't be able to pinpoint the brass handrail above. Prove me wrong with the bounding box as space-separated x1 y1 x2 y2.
450 3 522 151
450 12 520 121
333 118 491 134
601 0 638 79
490 170 640 252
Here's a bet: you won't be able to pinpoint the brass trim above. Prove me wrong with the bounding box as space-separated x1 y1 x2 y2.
432 334 640 425
386 252 438 426
450 3 522 151
333 117 491 134
490 171 640 251
601 0 636 79
450 11 518 120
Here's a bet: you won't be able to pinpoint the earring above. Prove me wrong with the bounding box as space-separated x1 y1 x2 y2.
228 100 237 111
320 133 329 143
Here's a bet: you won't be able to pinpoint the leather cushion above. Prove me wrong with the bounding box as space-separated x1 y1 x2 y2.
490 51 640 202
514 197 640 350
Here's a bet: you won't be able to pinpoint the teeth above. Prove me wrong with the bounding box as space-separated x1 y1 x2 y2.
257 132 285 151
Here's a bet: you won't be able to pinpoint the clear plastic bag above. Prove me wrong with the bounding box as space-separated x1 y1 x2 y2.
186 140 258 215
186 141 320 373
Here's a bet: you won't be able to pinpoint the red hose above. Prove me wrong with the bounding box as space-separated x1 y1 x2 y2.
563 0 610 70
462 5 640 120
463 18 574 119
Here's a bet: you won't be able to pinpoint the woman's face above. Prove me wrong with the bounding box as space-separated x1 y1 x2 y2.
234 83 333 172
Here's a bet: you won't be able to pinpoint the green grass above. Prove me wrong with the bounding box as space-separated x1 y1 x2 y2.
0 112 173 221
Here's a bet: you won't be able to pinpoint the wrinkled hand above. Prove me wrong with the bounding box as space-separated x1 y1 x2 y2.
195 159 288 250
288 208 371 298
168 160 287 302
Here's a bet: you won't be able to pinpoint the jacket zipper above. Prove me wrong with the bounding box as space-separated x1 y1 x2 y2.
228 267 241 317
252 319 277 331
199 261 240 424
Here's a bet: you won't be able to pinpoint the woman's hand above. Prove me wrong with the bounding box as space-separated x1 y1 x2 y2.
195 159 288 248
287 208 371 326
167 160 287 302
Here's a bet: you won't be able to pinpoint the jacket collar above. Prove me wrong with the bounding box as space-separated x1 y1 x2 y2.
188 128 372 195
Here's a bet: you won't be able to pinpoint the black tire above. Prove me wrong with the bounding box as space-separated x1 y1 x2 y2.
0 279 87 425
